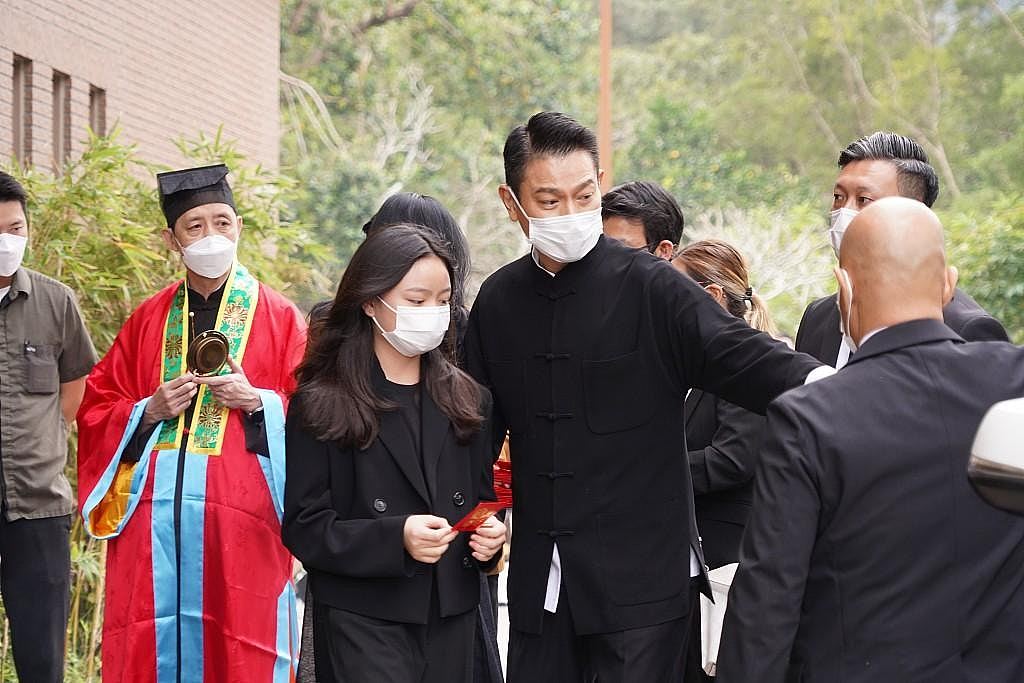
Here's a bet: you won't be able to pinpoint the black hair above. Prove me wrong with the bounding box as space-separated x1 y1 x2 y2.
838 131 940 207
503 112 600 197
293 223 482 448
602 180 685 249
0 171 28 214
362 192 471 361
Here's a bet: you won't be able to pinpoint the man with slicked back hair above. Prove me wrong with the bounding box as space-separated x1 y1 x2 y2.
795 131 1007 368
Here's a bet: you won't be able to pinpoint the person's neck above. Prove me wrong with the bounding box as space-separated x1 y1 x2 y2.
535 250 566 274
186 270 230 300
374 335 421 385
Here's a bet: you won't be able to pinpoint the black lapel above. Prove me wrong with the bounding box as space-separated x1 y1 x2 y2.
420 389 452 505
376 409 431 506
683 388 705 423
371 359 430 505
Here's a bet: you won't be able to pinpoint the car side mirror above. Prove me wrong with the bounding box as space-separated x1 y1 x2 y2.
968 398 1024 515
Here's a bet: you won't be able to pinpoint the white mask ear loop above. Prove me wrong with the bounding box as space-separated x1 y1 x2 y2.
370 297 396 334
505 186 530 220
839 268 857 351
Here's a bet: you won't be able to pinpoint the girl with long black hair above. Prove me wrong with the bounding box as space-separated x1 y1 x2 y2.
283 224 506 683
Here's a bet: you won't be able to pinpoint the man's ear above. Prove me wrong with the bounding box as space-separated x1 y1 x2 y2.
653 240 675 261
597 168 606 190
235 214 244 237
942 265 958 307
161 227 179 253
498 185 519 223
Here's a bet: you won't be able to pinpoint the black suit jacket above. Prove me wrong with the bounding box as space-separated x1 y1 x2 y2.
465 236 822 635
282 371 497 625
684 390 765 569
717 319 1024 683
795 287 1008 363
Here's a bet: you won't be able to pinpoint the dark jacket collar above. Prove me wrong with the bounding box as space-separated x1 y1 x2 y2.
530 235 612 299
846 318 964 366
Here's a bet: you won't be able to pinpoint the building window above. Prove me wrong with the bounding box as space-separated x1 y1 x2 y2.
52 71 72 169
12 55 33 165
89 86 106 136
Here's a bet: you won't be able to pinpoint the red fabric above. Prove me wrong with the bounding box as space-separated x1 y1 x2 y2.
77 280 307 683
494 460 513 508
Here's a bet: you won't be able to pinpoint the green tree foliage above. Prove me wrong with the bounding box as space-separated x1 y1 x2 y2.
614 95 815 213
282 2 1022 336
13 130 168 352
280 0 598 283
280 2 1019 338
606 0 1024 335
947 195 1024 343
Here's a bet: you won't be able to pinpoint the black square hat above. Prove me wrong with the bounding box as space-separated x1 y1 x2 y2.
156 163 236 227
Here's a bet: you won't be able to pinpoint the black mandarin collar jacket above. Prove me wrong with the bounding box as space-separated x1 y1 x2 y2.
466 236 821 635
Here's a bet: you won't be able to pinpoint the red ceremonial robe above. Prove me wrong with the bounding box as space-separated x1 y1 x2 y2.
77 274 306 683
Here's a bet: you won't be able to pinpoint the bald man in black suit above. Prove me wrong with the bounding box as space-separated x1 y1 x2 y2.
718 197 1024 683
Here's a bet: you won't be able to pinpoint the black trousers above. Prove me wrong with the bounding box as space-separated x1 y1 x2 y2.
0 513 71 683
508 578 703 683
313 593 475 683
473 572 504 682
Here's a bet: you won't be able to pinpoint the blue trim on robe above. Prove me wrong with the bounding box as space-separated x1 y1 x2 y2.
89 393 286 679
179 452 208 682
273 581 298 682
151 448 180 683
81 398 158 539
260 391 298 680
255 390 287 522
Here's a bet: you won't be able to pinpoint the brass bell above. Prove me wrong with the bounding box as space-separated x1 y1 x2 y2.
187 330 229 377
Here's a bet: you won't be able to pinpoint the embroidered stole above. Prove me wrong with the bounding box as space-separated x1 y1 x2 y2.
154 263 259 455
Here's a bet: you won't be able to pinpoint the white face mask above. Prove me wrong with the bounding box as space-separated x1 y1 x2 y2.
0 233 27 277
836 268 858 352
372 296 450 358
175 234 238 279
829 208 858 258
507 189 602 264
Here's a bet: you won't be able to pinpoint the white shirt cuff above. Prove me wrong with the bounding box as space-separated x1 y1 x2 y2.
804 365 837 385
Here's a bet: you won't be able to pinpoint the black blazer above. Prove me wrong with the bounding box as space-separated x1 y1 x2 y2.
684 390 765 569
795 287 1008 363
465 236 822 635
282 370 497 625
717 319 1024 683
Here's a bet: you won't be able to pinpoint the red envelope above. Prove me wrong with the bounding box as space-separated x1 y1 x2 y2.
452 501 506 532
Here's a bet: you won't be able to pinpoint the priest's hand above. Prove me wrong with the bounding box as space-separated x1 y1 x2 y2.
403 515 457 564
194 357 262 414
469 515 507 562
141 374 198 428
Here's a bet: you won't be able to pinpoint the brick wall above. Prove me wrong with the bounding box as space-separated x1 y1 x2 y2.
0 0 280 170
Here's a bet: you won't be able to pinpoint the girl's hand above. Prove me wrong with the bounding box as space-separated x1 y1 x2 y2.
403 515 457 563
469 515 507 562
